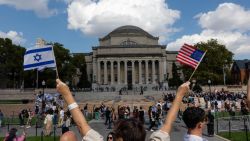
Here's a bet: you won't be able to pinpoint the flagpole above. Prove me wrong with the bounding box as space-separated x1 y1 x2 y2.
188 50 207 81
36 69 39 89
51 45 59 79
35 44 39 89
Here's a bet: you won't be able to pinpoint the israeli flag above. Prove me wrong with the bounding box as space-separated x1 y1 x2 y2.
23 45 56 71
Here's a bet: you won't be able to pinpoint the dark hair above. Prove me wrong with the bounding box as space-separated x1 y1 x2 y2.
6 128 17 141
113 118 146 141
106 132 115 141
182 107 206 129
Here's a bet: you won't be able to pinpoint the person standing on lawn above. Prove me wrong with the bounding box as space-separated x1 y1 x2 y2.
0 109 3 128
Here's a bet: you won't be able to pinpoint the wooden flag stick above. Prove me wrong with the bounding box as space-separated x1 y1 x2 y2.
188 50 207 81
51 45 59 79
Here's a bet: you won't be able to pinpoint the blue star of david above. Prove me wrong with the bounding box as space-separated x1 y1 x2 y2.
33 54 42 62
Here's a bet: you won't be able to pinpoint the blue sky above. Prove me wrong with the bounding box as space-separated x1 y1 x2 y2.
0 0 249 59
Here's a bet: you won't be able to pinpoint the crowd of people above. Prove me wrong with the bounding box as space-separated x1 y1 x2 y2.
1 77 250 141
57 77 250 141
163 90 249 115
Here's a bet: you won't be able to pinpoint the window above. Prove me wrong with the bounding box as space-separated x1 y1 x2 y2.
120 39 137 46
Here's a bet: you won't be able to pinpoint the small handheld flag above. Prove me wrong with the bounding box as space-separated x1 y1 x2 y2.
176 43 207 81
23 45 56 70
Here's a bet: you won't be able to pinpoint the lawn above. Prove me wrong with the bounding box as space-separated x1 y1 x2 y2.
218 131 250 141
2 117 38 126
0 136 60 141
0 99 31 104
214 111 243 118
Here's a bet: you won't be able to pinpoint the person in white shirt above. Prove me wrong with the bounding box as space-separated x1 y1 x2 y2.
56 79 190 141
58 108 64 127
182 107 208 141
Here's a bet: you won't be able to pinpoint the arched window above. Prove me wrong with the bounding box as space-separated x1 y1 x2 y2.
120 39 137 46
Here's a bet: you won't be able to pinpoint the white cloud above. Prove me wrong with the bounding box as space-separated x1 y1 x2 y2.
67 0 180 41
167 30 250 59
168 3 250 59
0 30 26 45
0 0 57 18
197 3 250 32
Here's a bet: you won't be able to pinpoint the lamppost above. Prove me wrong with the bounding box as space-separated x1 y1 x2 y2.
42 80 46 95
42 80 46 113
208 79 211 94
223 65 226 85
192 79 196 91
223 60 227 86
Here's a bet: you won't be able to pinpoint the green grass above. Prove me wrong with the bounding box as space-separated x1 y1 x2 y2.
0 136 60 141
0 99 24 104
218 131 250 141
214 111 243 118
2 117 38 126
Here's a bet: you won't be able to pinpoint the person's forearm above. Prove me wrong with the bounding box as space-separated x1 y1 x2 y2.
161 94 183 133
62 92 91 136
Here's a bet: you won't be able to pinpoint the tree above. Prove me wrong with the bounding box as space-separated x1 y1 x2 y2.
41 42 76 88
0 38 26 88
181 39 233 85
168 62 183 87
71 54 91 88
193 84 203 93
0 38 90 88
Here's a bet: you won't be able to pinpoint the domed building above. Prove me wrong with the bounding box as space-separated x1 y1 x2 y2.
84 25 179 91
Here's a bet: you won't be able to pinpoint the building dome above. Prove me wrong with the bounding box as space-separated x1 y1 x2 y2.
99 25 158 41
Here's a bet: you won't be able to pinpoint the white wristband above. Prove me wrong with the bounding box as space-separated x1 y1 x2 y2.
68 102 78 111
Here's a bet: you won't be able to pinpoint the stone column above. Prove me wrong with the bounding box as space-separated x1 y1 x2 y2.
117 61 120 84
92 60 97 83
97 61 101 84
145 60 148 84
152 60 155 84
139 60 142 84
104 61 108 84
132 61 135 84
159 60 163 82
111 61 114 85
124 60 127 84
163 60 167 81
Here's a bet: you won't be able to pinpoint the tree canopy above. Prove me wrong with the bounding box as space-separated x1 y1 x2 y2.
0 38 90 88
0 38 26 88
181 39 233 85
168 62 183 87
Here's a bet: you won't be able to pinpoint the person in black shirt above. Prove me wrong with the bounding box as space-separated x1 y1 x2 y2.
138 106 145 124
207 110 214 136
105 107 111 129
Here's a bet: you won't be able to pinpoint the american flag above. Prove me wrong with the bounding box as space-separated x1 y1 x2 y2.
176 43 205 69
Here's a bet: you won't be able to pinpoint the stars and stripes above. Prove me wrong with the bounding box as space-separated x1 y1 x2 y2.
176 43 205 69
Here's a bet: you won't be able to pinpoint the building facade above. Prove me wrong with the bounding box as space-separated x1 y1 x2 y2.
231 59 250 84
84 25 179 91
